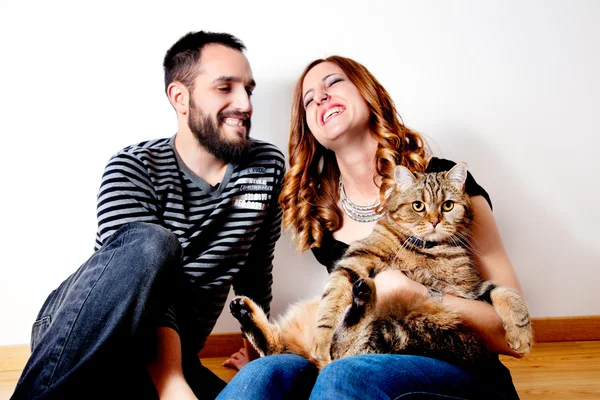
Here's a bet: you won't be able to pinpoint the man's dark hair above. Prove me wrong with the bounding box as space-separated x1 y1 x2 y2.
163 31 246 93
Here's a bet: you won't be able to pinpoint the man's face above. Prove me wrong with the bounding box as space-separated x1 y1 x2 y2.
187 44 255 163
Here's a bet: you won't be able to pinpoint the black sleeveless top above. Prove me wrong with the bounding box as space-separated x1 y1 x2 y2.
311 157 492 273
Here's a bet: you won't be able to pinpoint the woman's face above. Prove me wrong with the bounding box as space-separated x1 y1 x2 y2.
301 62 370 149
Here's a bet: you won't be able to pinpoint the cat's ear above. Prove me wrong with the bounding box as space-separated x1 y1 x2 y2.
446 162 468 188
394 165 416 191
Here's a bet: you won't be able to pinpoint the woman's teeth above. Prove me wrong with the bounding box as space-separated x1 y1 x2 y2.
324 106 345 122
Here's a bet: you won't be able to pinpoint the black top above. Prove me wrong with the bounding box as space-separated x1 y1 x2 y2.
311 157 492 272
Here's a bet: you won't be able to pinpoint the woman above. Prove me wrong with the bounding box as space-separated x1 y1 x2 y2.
217 56 523 399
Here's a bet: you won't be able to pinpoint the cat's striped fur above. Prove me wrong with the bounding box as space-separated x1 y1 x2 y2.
230 163 533 369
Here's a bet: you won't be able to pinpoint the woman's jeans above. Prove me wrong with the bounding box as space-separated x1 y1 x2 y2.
11 222 226 400
217 353 520 400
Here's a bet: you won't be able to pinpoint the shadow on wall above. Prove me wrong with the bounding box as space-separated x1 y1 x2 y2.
213 76 329 332
434 127 599 318
270 232 329 316
253 77 330 317
252 79 295 154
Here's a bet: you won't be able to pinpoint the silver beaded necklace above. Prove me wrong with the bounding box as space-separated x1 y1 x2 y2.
339 177 386 223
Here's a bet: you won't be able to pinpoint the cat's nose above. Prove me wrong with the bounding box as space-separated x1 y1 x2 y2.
430 219 439 227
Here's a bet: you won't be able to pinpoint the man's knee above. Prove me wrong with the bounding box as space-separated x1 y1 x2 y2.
132 222 181 258
107 222 182 282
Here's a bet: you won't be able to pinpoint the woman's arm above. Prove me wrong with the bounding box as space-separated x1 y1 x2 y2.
460 195 525 357
469 196 522 292
374 196 525 358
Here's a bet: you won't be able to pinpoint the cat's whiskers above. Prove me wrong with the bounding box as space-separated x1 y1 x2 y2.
449 231 469 247
452 231 483 257
467 221 485 247
392 238 411 265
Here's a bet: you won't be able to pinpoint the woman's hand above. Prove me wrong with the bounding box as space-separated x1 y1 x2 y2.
373 269 427 304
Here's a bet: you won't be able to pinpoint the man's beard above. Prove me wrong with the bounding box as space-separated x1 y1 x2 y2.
188 98 252 163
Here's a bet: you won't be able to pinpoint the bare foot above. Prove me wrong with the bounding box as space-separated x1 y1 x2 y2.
222 347 250 371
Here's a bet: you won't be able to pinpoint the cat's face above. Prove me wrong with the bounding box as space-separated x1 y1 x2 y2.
385 163 472 243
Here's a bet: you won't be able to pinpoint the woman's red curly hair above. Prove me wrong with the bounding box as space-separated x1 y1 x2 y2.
279 56 429 252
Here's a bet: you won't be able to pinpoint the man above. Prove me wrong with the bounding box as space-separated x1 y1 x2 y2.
12 31 285 399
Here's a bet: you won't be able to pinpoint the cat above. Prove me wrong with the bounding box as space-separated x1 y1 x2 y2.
229 163 533 369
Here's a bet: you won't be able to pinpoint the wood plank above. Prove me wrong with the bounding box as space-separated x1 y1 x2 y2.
0 345 29 400
2 316 600 400
201 357 238 383
500 341 600 399
0 370 22 400
198 333 244 358
193 316 600 358
0 345 29 372
2 316 599 362
532 316 600 342
2 342 600 400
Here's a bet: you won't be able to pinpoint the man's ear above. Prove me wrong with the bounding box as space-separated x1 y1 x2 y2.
167 82 189 115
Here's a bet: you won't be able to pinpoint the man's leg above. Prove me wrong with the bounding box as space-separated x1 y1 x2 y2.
216 354 318 400
184 351 227 400
11 222 182 400
309 354 519 400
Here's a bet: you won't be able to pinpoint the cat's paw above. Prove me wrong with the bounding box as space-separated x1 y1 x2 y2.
229 297 273 357
504 313 533 356
491 287 533 356
229 296 253 325
352 279 374 303
310 334 332 367
315 356 332 370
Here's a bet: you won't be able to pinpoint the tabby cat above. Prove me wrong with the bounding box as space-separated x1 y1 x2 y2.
230 163 533 369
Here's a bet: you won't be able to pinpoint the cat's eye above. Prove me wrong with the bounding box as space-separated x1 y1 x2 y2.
412 201 425 212
442 201 454 212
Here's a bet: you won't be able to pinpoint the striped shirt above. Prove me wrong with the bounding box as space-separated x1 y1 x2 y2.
95 136 285 353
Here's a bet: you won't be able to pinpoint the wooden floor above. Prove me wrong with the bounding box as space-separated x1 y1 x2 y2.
499 341 600 399
1 341 599 399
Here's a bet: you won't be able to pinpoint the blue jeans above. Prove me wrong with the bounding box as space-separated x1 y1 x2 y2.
11 222 227 400
217 354 519 400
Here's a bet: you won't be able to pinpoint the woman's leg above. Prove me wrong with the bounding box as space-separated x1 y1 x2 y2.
216 354 318 400
309 354 519 400
12 222 182 400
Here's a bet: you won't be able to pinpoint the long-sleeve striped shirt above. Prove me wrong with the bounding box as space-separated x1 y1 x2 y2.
95 135 285 353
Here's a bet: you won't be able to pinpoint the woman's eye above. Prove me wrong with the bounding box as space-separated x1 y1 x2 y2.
218 86 231 92
326 78 342 88
246 88 254 96
304 98 313 107
412 201 425 212
442 201 454 212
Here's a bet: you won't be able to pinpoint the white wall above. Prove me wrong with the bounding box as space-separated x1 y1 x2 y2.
1 0 598 346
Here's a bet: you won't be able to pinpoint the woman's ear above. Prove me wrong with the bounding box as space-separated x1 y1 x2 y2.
167 82 189 116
